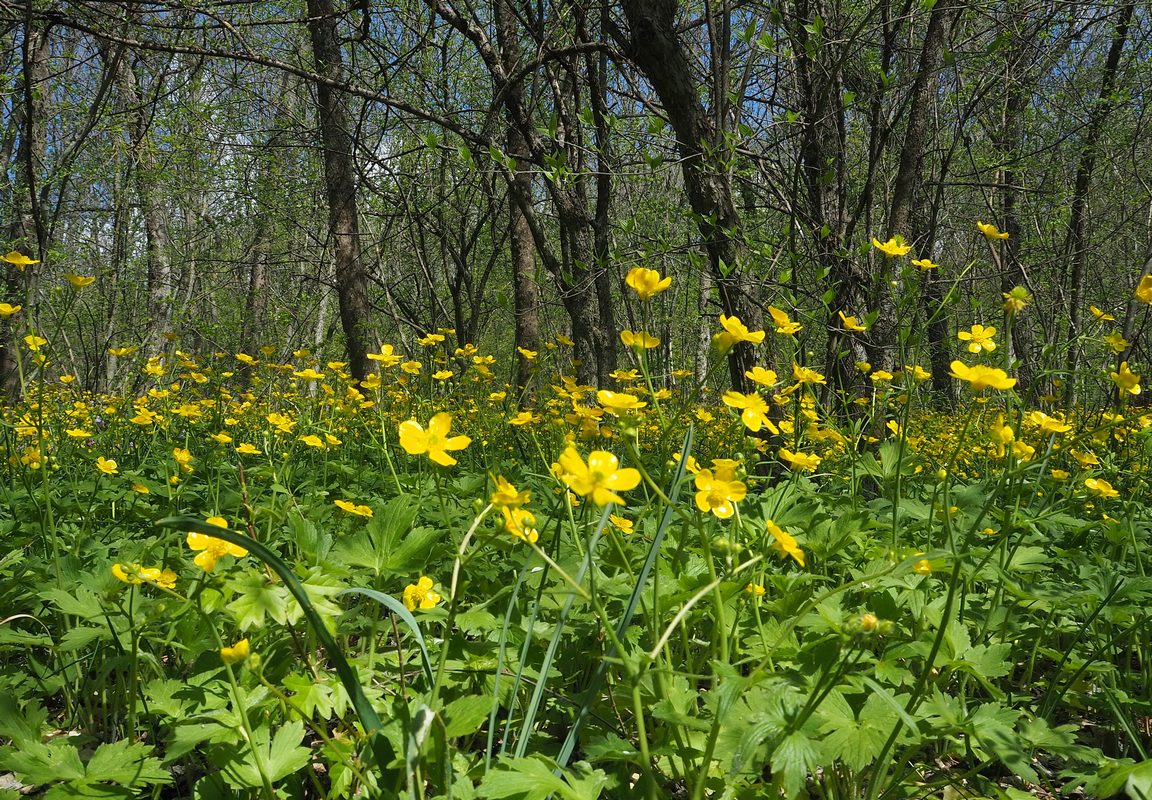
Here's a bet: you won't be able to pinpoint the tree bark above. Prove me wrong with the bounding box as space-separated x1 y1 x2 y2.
1062 1 1134 407
618 0 761 393
1 19 50 398
306 0 375 379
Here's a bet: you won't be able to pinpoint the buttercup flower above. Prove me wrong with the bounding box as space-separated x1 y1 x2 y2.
625 267 672 300
2 250 39 269
977 221 1009 240
402 576 441 611
768 306 802 336
1110 362 1141 396
0 303 20 317
96 456 118 476
779 448 821 472
501 506 539 543
335 499 373 517
693 468 746 519
186 517 248 572
399 412 471 466
872 236 912 257
1002 286 1032 315
491 476 530 508
556 447 640 506
597 390 647 414
1084 477 1119 499
958 324 997 353
620 329 660 350
1136 275 1152 305
838 312 867 332
722 390 778 433
949 360 1016 391
911 258 938 270
767 519 804 567
712 315 765 353
220 638 250 664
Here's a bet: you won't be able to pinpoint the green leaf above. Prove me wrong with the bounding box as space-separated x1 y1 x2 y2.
770 731 820 797
0 740 85 785
442 695 494 739
227 572 291 630
478 756 606 800
84 740 170 786
283 673 336 720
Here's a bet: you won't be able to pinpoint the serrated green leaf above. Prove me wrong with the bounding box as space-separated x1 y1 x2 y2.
84 739 170 786
227 572 290 630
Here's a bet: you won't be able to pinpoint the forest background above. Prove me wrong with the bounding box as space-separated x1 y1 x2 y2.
1 0 1148 402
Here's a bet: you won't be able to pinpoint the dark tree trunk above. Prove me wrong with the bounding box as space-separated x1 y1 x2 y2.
1 20 50 399
1062 1 1134 407
619 0 761 393
306 0 374 379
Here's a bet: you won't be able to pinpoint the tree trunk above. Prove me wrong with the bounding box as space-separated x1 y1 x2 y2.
306 0 374 379
1 20 50 398
619 0 761 393
1062 1 1133 408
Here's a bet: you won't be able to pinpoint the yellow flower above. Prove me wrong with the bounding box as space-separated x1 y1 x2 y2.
24 334 47 352
766 519 804 567
96 456 118 476
335 499 373 517
948 360 1016 391
609 514 633 534
398 412 471 466
556 447 640 506
112 563 177 589
294 367 325 381
976 221 1009 240
722 390 778 433
1105 332 1131 353
400 360 422 375
1023 410 1072 434
712 314 766 353
1090 305 1115 322
367 344 402 367
620 329 660 350
911 258 938 270
625 267 672 300
870 370 894 383
508 410 540 426
186 518 248 572
236 443 261 455
1 250 39 269
433 369 454 381
904 364 931 382
838 311 867 332
778 448 821 472
1084 477 1119 499
1071 450 1099 468
66 428 92 438
418 332 446 346
913 559 932 575
1002 286 1032 315
1110 361 1141 396
693 469 746 519
597 389 647 414
491 476 530 508
299 434 326 448
63 272 96 288
517 347 537 360
1050 469 1070 480
211 432 233 445
791 363 827 386
220 638 250 664
745 367 778 386
859 612 879 632
402 576 441 611
1135 275 1152 305
768 306 803 335
501 506 539 543
957 324 997 353
0 302 21 317
872 236 912 257
745 582 766 597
